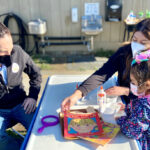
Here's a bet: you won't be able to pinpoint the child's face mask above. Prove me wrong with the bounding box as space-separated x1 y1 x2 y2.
131 42 146 58
130 83 145 96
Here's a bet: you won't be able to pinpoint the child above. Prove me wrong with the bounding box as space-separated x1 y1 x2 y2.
116 51 150 150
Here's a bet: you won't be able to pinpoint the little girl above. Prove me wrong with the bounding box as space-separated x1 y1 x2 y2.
116 51 150 150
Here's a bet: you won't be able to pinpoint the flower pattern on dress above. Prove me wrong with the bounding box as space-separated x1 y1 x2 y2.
117 97 150 150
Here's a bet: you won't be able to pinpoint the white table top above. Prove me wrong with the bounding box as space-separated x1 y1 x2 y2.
23 75 140 150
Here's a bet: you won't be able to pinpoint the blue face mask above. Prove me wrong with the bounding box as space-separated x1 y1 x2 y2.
131 42 146 58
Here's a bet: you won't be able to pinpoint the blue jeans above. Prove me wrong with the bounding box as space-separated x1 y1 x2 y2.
0 103 35 150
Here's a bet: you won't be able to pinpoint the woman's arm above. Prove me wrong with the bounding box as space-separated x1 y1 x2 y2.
78 46 128 97
61 45 130 110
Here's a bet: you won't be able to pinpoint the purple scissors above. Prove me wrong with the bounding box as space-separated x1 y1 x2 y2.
37 115 59 133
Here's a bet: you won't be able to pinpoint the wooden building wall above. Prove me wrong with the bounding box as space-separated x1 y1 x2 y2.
0 0 150 53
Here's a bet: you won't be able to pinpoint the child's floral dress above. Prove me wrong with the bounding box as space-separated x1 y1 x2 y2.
116 96 150 150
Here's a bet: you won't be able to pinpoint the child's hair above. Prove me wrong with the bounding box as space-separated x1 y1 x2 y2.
130 61 150 89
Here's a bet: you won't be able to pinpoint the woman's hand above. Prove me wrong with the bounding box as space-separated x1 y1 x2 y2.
105 86 129 96
61 90 82 112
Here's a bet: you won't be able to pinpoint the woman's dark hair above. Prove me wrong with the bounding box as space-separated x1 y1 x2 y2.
131 61 150 86
0 22 10 38
123 19 150 81
134 19 150 40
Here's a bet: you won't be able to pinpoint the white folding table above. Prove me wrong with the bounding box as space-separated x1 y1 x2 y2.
21 75 141 150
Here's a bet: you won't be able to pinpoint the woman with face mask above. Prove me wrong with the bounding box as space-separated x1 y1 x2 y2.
61 19 150 111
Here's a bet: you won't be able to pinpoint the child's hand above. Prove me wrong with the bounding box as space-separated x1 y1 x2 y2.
114 116 120 121
114 109 127 121
115 103 126 121
117 103 125 111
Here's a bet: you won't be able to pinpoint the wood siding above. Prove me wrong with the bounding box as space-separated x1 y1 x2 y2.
0 0 150 53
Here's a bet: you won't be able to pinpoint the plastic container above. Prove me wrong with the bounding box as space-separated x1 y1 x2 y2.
126 11 136 24
28 19 47 35
106 95 118 103
97 86 106 113
97 86 106 104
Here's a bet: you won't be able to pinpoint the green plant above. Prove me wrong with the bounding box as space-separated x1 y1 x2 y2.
138 11 144 18
32 54 52 64
32 54 52 70
146 10 150 18
94 49 115 58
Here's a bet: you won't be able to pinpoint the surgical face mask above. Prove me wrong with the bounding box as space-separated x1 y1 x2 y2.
0 55 11 67
131 41 146 58
130 83 145 97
